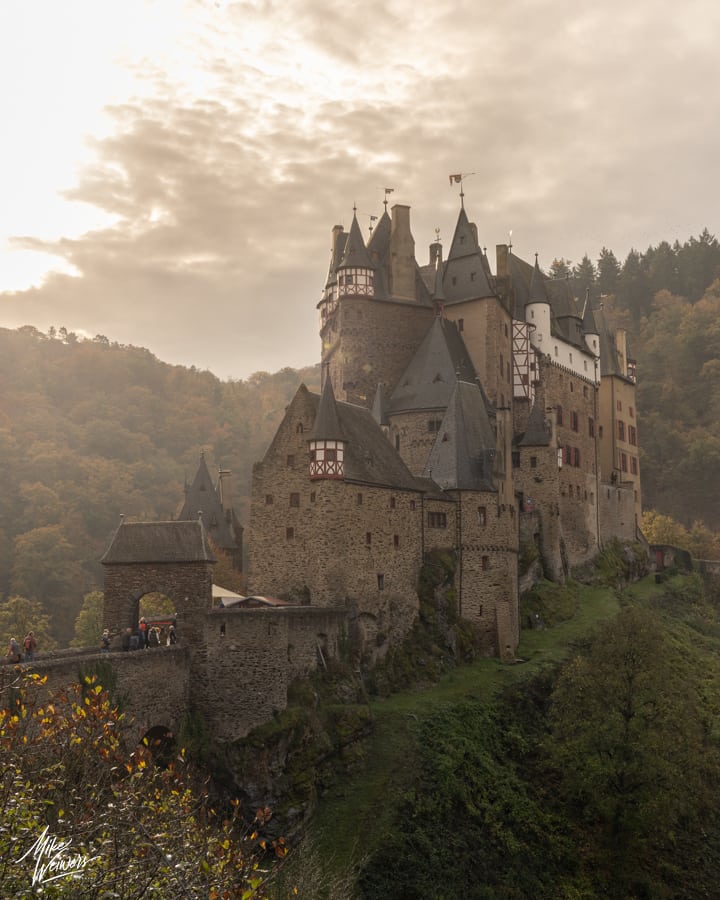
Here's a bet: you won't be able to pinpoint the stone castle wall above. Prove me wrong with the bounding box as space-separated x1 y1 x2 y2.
324 296 433 406
445 299 514 407
2 647 190 748
203 606 345 741
454 490 519 655
598 480 637 546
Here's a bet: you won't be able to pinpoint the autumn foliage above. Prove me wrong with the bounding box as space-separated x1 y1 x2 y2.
0 670 285 898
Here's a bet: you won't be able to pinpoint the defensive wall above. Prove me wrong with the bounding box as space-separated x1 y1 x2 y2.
0 646 189 748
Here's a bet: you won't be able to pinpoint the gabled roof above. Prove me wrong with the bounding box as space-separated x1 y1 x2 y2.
388 317 483 414
101 519 215 565
423 381 497 491
518 400 552 447
177 453 237 550
595 307 628 378
442 207 495 302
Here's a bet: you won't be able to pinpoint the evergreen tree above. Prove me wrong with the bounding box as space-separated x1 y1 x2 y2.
597 246 620 296
572 254 596 301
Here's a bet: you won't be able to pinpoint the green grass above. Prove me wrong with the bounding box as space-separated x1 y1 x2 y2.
270 577 660 898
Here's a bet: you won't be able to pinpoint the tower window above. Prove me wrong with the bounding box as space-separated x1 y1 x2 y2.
286 527 294 540
395 434 400 451
482 556 490 570
286 454 295 466
390 497 396 509
377 574 385 590
366 532 372 546
428 512 447 528
458 318 464 332
265 494 274 505
557 405 564 426
290 493 300 507
357 493 363 505
530 456 537 468
478 506 487 526
393 534 400 548
296 423 304 434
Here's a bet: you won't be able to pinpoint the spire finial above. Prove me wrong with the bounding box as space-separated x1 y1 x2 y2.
383 187 394 212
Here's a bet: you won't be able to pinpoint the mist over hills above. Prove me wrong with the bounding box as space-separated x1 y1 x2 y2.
2 228 720 642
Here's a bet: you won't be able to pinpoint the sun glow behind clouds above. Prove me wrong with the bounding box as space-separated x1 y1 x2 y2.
0 0 221 291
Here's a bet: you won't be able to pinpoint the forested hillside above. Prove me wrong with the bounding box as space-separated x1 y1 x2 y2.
557 229 720 529
1 227 719 644
0 325 319 642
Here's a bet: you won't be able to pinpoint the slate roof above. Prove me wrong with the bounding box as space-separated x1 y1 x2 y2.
101 519 215 565
595 306 630 379
388 317 485 414
310 377 346 441
338 213 373 270
300 385 424 491
511 253 587 349
441 206 496 303
423 381 497 491
518 400 552 447
177 453 237 550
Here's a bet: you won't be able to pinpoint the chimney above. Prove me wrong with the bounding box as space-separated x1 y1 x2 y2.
389 204 416 302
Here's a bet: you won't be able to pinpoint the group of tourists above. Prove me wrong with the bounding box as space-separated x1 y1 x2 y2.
5 631 37 663
116 618 177 652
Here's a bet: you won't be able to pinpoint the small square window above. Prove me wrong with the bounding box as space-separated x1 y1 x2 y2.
265 494 274 505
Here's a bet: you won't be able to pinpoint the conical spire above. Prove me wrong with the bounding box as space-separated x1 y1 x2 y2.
528 255 549 305
338 211 373 271
311 376 346 441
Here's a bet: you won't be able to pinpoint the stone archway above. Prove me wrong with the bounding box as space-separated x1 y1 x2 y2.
101 519 214 660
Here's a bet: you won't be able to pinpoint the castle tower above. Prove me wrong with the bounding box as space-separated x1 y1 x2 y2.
438 204 513 409
319 205 434 407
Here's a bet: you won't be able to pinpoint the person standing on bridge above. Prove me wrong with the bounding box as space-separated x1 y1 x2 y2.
6 637 22 663
23 631 37 661
101 629 111 652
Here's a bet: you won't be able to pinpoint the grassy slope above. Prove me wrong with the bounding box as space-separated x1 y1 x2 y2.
272 579 626 897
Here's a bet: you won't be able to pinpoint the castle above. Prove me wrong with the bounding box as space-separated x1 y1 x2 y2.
247 196 642 660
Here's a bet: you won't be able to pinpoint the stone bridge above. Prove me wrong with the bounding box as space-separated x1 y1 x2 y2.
2 518 345 751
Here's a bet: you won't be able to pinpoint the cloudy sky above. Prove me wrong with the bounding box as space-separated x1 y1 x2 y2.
1 0 718 380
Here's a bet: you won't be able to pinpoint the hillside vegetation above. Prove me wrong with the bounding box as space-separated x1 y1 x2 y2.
1 226 720 642
273 568 720 899
0 325 319 641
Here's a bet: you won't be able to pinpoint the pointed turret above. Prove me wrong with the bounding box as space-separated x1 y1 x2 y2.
337 211 375 297
309 377 347 479
582 291 601 362
442 205 495 302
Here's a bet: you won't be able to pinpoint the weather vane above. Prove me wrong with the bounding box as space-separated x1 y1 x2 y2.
448 172 476 208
